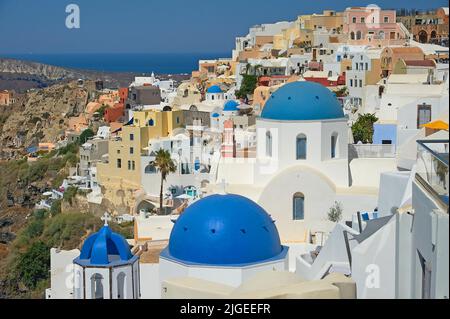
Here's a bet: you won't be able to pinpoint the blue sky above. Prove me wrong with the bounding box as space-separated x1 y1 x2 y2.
0 0 447 54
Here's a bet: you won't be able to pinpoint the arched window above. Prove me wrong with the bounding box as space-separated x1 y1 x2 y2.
350 32 355 40
265 131 272 157
117 272 126 299
148 119 154 126
90 273 104 299
145 164 157 174
356 31 362 40
296 134 307 160
331 133 338 159
293 193 305 220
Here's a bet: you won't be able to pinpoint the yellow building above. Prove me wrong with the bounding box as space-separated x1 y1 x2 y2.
273 27 301 51
97 109 184 214
297 11 343 31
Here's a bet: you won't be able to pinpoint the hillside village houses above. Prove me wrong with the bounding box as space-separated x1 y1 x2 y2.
44 4 449 299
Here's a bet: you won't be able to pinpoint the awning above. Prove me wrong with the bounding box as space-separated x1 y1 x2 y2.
421 120 449 131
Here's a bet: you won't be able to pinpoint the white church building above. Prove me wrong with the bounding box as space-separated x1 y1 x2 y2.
215 81 397 242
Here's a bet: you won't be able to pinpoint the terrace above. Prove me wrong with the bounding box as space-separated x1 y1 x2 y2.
416 139 449 209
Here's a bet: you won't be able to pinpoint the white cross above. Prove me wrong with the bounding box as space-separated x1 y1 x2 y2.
101 212 111 226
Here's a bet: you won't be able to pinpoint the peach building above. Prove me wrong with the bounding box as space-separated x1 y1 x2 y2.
0 90 14 106
67 115 89 133
252 85 282 110
380 46 425 77
86 102 102 115
343 5 408 47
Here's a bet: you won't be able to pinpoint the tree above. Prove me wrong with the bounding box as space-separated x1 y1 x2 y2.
327 201 343 223
79 128 95 145
334 86 348 97
351 113 379 144
97 104 109 117
151 149 176 213
236 74 257 100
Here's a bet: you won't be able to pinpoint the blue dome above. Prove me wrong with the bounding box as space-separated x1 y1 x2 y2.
206 85 223 94
223 100 239 111
261 81 344 121
76 225 133 266
163 194 286 266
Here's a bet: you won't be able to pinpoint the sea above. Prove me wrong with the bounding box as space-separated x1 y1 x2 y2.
1 52 230 74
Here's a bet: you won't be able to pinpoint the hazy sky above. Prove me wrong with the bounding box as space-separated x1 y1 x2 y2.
0 0 447 54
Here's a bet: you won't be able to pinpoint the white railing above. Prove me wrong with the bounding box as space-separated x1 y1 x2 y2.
349 144 396 159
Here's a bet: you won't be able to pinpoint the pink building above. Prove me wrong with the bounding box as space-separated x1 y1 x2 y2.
343 4 408 46
221 119 236 158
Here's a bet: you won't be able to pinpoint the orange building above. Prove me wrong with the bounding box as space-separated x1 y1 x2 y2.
104 103 125 123
380 46 425 77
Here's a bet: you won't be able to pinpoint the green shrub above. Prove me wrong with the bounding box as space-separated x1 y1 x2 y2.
16 241 50 289
79 128 95 144
63 186 78 205
24 220 45 238
235 74 257 99
351 113 379 144
50 199 62 216
327 201 343 223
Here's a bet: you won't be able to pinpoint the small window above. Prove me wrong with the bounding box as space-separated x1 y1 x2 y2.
417 104 432 128
361 17 365 23
293 193 305 220
128 160 131 170
265 131 272 157
384 16 389 23
296 134 307 160
130 147 134 154
350 79 353 87
331 133 338 158
148 119 154 126
352 17 356 23
117 159 122 168
356 31 362 40
382 140 392 144
359 79 363 87
132 160 136 170
90 274 104 299
130 134 134 141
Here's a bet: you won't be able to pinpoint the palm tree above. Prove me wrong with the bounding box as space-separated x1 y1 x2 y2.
151 149 176 214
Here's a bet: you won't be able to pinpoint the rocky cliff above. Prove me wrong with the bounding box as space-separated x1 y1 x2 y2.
0 58 84 80
0 81 95 156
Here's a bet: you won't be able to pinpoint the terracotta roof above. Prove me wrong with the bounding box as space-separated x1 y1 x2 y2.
405 60 436 67
390 47 424 54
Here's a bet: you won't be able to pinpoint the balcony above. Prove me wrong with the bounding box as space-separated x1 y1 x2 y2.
416 139 449 209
